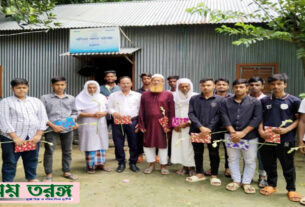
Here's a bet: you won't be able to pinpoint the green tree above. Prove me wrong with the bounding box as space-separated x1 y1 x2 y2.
0 0 60 27
187 0 305 77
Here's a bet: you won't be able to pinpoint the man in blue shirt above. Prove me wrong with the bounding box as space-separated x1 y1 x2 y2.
100 70 121 97
259 73 301 202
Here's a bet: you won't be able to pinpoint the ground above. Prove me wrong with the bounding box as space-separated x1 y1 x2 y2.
2 141 305 207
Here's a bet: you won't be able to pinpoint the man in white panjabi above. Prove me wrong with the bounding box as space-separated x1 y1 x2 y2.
171 78 197 176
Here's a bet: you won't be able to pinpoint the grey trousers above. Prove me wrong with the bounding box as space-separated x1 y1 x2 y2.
43 131 73 174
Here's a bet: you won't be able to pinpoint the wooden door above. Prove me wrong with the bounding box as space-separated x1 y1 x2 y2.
236 63 278 94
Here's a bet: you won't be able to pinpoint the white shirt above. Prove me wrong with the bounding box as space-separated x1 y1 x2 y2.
0 96 48 140
298 99 305 141
108 90 141 118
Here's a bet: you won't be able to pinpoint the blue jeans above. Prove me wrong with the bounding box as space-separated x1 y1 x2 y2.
1 136 40 182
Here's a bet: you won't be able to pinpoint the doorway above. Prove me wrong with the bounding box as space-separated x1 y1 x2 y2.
91 56 134 88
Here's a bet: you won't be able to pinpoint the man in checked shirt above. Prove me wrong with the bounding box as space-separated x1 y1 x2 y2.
0 78 48 182
41 76 79 181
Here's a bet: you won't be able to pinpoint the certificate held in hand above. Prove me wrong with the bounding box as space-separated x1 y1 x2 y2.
52 117 76 132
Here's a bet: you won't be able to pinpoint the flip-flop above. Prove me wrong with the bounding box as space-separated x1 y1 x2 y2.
226 182 241 191
260 186 277 196
186 175 206 183
188 169 196 177
204 169 212 176
144 167 155 174
300 197 305 205
97 165 112 172
176 168 188 175
63 173 79 180
287 191 301 202
243 184 256 194
161 168 169 175
224 170 231 178
210 177 221 186
258 178 268 188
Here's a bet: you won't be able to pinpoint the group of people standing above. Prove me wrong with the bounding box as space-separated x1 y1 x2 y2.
1 71 305 204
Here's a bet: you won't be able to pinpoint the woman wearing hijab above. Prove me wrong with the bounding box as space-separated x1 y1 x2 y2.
171 78 197 176
76 81 111 174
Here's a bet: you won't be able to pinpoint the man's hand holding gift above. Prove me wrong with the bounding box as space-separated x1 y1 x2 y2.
199 126 211 137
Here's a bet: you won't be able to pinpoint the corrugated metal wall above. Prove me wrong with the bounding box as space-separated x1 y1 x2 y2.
0 25 304 98
123 25 304 95
0 30 88 97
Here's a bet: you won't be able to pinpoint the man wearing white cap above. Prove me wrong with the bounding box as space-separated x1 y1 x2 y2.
138 74 175 175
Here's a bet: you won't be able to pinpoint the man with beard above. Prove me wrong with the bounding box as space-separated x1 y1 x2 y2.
138 74 175 175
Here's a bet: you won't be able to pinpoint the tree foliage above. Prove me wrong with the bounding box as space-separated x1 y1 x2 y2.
187 0 305 76
0 0 60 27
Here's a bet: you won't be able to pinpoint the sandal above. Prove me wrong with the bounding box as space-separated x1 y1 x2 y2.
204 169 212 176
210 177 221 186
287 191 301 202
243 184 256 194
161 168 169 175
260 186 277 196
188 168 196 177
144 166 155 174
300 197 305 205
258 178 268 188
226 182 241 191
87 169 96 174
63 173 79 180
224 169 231 178
186 175 206 183
97 165 112 172
176 168 188 175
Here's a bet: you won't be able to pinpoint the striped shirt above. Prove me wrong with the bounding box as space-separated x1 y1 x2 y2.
0 96 48 140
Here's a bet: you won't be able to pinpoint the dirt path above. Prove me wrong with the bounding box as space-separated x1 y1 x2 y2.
2 144 305 207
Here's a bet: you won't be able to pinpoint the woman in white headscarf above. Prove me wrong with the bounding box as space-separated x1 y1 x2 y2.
76 80 110 174
171 78 198 176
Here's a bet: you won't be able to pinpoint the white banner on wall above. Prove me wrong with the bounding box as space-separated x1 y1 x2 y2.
69 27 120 53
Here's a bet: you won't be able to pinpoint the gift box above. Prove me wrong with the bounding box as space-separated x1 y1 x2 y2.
225 134 249 150
264 126 281 144
158 116 169 131
15 141 37 153
52 117 75 129
190 133 211 143
172 117 189 127
114 116 132 125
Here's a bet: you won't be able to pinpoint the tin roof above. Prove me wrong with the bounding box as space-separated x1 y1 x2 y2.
0 0 267 31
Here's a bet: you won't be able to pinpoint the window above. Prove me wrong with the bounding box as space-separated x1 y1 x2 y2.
236 63 278 94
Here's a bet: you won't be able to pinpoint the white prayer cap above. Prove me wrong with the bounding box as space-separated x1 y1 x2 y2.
152 74 165 80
